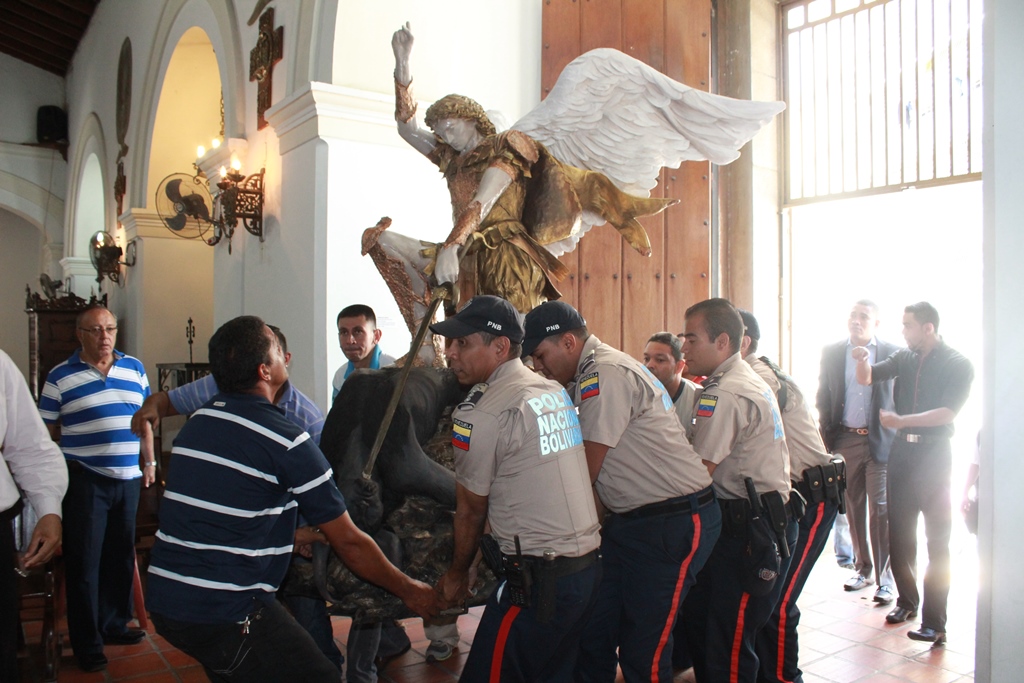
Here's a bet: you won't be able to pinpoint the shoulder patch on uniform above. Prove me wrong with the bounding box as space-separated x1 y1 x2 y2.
701 373 722 390
452 418 473 451
579 352 597 374
696 394 718 417
458 383 488 410
579 371 600 400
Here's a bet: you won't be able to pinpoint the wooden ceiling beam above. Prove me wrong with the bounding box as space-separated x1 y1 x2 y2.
11 0 91 31
5 4 85 41
3 12 81 52
0 26 75 63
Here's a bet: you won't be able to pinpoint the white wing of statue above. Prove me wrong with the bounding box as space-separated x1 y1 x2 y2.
512 48 785 257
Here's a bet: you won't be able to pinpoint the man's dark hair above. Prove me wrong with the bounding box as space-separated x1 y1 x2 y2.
337 304 377 328
647 332 683 362
477 331 523 361
905 301 940 331
209 316 273 394
268 325 288 355
855 299 880 317
684 298 744 354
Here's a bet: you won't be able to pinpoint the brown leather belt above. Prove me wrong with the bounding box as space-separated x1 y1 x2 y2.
842 427 869 435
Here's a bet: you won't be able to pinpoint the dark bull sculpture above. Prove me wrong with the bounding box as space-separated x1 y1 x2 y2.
282 366 498 622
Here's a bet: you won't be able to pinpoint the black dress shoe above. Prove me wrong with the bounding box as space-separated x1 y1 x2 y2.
103 628 147 645
78 652 108 672
885 606 918 624
908 627 947 645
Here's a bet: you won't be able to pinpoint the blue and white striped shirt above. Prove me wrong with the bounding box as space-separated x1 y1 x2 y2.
145 392 346 623
168 373 325 445
38 349 150 480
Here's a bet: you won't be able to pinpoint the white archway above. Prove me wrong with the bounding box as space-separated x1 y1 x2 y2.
64 113 111 257
128 0 245 210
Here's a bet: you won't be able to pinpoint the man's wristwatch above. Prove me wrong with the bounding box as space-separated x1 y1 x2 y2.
144 461 157 467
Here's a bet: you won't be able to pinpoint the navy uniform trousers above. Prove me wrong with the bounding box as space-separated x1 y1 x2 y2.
62 464 140 658
460 558 601 682
756 499 839 683
575 491 721 683
682 512 799 683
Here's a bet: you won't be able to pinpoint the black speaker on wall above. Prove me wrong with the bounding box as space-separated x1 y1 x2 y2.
37 106 68 144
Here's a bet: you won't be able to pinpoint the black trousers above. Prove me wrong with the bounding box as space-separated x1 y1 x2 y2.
887 439 952 631
153 599 338 682
1 507 19 682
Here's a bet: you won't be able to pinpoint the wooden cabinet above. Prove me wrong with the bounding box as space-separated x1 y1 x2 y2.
24 289 106 400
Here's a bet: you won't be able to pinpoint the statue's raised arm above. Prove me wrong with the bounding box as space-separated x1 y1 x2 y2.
392 23 436 156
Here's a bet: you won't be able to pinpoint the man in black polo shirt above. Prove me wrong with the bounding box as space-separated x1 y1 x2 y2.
853 301 973 645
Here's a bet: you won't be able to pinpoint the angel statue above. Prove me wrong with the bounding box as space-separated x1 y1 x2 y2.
362 22 785 359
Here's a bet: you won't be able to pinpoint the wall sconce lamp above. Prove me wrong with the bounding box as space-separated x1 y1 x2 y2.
208 159 265 250
89 230 136 286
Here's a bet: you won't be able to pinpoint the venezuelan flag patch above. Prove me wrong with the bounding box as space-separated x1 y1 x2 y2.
696 394 718 417
452 419 472 451
580 372 600 401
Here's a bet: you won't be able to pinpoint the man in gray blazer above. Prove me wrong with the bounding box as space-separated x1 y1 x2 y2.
816 300 899 603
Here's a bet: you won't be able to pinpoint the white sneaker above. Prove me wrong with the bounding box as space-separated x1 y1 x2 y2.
425 641 455 663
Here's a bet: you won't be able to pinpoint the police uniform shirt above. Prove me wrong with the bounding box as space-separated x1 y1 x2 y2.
571 335 712 514
453 359 601 558
672 379 700 428
745 354 832 478
688 353 791 500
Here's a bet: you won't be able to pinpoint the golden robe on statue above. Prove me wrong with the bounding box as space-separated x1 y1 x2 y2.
424 128 674 313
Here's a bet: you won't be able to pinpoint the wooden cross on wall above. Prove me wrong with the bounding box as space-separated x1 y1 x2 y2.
250 7 283 130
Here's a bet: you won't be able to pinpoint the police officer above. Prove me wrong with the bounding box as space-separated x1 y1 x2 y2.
678 298 791 683
738 310 843 683
522 301 720 683
430 296 602 682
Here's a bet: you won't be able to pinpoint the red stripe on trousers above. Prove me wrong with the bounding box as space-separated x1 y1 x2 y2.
489 605 521 683
775 502 826 683
730 593 750 683
650 513 703 682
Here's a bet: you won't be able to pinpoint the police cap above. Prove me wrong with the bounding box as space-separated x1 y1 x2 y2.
430 295 524 343
521 301 587 358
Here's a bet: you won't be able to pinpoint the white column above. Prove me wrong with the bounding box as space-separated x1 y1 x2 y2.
978 0 1024 680
265 82 451 409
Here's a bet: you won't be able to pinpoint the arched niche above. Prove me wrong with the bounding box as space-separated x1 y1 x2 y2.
129 0 244 210
73 154 106 257
147 26 222 205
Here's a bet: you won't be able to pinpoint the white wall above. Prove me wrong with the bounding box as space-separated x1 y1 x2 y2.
0 53 65 145
0 210 44 377
333 1 543 124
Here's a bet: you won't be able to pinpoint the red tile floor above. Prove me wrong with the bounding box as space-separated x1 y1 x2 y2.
17 532 979 683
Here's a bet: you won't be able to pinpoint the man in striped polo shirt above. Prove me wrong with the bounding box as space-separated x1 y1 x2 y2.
146 316 437 682
39 305 154 673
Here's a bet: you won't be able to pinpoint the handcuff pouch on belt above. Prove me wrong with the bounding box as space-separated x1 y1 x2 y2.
796 459 848 515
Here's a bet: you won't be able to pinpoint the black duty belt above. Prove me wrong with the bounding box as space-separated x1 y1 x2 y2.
842 426 869 435
615 487 716 520
899 432 949 444
793 459 847 514
502 548 599 581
